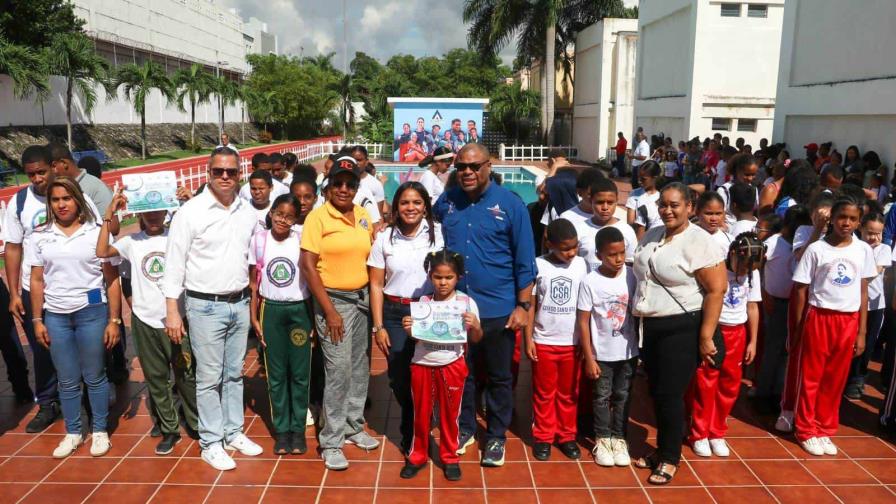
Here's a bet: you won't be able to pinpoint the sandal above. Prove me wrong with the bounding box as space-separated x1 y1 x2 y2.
634 452 659 470
647 462 678 485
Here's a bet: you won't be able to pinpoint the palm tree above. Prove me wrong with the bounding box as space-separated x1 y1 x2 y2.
214 75 242 138
173 63 216 150
113 61 173 159
46 32 110 147
490 81 540 142
0 32 49 100
334 74 355 139
464 0 628 144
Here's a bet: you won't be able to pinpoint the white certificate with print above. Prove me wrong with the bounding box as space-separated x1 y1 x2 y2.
410 300 468 344
122 171 180 213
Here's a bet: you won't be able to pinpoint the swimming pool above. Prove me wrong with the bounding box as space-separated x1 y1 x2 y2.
375 165 542 205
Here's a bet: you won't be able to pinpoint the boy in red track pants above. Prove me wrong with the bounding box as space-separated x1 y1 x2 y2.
688 232 763 457
790 200 875 456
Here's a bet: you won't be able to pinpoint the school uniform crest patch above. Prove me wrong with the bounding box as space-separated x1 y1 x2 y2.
290 328 308 346
141 252 166 281
550 276 573 305
266 258 295 287
359 218 369 230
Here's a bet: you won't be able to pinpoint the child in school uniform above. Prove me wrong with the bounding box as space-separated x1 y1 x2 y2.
526 218 588 461
688 233 763 457
576 178 638 271
400 250 482 482
791 197 877 456
577 227 638 467
727 182 759 239
696 192 732 253
249 194 313 455
96 190 199 455
844 212 891 399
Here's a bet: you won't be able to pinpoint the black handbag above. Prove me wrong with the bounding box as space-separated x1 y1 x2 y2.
647 254 726 369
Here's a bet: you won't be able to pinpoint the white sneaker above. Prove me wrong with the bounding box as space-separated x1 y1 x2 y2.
800 437 824 456
53 434 83 458
775 411 794 433
90 432 111 457
225 433 263 456
592 437 615 467
692 438 712 457
202 443 237 470
611 438 631 466
709 438 729 457
818 436 838 456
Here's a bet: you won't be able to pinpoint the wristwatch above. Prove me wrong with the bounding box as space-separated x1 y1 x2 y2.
109 318 122 325
516 301 532 311
371 325 384 333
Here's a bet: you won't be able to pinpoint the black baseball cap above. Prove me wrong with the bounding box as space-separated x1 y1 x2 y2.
329 156 360 179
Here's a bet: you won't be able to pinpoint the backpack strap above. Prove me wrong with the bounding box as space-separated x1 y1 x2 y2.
15 186 28 222
254 230 268 288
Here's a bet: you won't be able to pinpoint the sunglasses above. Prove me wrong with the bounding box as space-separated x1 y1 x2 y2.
455 160 489 173
330 180 359 190
210 167 240 178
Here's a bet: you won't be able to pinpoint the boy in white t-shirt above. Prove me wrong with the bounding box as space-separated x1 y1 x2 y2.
844 213 891 399
576 178 637 272
525 219 588 461
727 182 758 240
791 199 877 456
688 233 763 458
96 191 198 456
577 227 638 467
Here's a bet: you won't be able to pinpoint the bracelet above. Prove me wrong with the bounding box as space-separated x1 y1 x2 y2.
103 217 113 223
32 317 42 322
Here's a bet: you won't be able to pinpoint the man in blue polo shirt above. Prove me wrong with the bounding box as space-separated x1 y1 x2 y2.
433 143 536 467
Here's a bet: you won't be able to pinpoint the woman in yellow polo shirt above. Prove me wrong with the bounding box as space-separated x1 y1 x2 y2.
300 156 378 471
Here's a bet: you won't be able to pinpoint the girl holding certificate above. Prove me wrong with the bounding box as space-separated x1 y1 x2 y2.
400 250 482 482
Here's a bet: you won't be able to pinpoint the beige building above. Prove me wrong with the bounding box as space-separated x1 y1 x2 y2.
514 54 575 144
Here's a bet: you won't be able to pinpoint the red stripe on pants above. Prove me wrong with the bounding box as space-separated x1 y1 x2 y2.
780 299 803 413
687 324 747 442
530 343 580 444
794 307 858 442
408 358 468 466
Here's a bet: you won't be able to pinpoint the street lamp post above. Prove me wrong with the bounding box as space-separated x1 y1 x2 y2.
216 60 229 138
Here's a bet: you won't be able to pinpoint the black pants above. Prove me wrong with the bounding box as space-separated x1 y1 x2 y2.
594 358 637 438
0 281 31 397
459 316 515 441
642 312 701 465
849 308 885 386
383 300 415 447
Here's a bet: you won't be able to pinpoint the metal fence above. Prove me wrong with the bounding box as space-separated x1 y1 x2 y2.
499 144 578 161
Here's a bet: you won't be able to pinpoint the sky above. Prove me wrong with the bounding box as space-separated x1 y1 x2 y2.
220 0 638 70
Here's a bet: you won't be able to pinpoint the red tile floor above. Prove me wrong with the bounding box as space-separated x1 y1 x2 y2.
1 343 895 504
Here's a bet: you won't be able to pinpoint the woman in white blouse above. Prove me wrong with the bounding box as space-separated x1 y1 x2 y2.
368 181 443 454
631 182 727 485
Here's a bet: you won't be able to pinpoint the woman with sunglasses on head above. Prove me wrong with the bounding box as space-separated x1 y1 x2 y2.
368 181 443 455
29 176 122 458
300 156 379 471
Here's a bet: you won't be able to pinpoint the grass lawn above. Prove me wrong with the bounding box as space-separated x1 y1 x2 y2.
104 140 287 170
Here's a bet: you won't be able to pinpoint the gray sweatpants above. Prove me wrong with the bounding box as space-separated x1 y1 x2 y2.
314 288 371 449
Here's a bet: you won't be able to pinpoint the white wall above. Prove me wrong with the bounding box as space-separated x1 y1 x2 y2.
0 75 243 127
774 0 896 168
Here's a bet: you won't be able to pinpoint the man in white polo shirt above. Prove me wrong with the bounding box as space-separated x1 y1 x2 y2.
162 147 263 471
627 131 650 189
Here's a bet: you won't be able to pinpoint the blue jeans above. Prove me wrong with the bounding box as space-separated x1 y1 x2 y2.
185 296 250 450
44 303 109 434
23 289 59 405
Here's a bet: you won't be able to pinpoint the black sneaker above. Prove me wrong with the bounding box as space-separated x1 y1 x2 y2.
274 433 291 455
481 439 505 467
155 433 181 455
532 442 551 461
150 424 162 438
443 463 461 481
290 432 307 455
558 441 581 460
400 461 426 479
844 385 862 400
456 431 475 455
26 401 59 433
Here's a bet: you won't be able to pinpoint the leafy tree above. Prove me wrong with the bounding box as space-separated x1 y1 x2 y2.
0 31 49 99
214 75 242 137
113 61 174 159
173 63 216 150
489 80 540 142
244 88 279 134
46 32 110 147
463 0 629 143
0 0 84 48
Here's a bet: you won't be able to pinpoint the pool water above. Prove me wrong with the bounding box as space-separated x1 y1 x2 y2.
376 165 540 205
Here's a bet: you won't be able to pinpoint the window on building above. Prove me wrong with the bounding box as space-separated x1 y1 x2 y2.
737 119 758 132
721 3 742 17
712 118 732 131
747 4 768 18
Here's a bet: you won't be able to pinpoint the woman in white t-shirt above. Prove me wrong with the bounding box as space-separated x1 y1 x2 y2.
418 146 454 204
631 182 727 485
249 194 313 456
687 233 763 458
368 181 443 454
29 177 122 459
96 191 199 456
626 161 662 241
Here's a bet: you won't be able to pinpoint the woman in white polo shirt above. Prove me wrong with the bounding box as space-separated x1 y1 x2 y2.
368 181 443 454
29 177 122 459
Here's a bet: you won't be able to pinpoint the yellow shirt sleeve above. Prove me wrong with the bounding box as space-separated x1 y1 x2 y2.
300 208 323 255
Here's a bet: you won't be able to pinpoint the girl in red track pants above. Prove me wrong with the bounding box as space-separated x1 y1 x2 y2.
688 233 762 457
790 200 876 456
409 357 468 466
